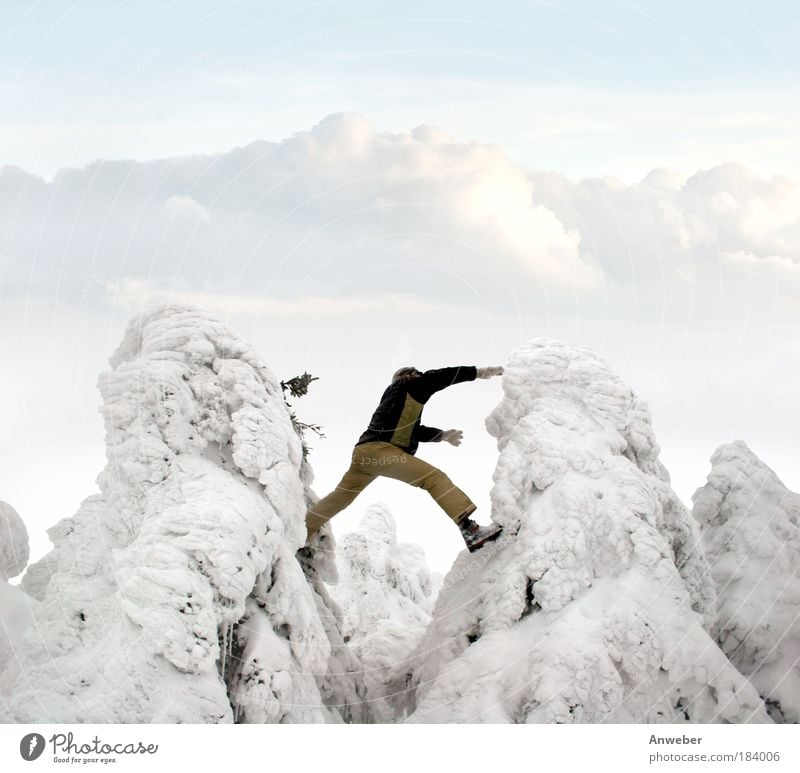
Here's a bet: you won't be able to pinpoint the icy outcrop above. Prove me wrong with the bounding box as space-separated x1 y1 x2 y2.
400 339 768 723
693 441 800 723
330 504 436 722
1 305 356 722
0 502 40 678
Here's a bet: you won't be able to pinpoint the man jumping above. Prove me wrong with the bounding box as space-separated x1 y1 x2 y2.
305 364 504 553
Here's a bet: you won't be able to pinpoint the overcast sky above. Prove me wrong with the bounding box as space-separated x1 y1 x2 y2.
2 0 798 574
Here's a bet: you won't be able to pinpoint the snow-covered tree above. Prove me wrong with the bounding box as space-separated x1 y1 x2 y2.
0 501 40 680
397 339 768 723
330 503 436 722
1 305 360 722
693 441 800 723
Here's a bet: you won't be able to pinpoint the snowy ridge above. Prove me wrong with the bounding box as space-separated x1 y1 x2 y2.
330 503 436 722
400 339 767 723
693 441 800 723
2 305 345 722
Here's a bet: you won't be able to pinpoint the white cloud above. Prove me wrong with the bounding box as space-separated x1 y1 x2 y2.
104 278 438 316
1 112 798 318
162 195 210 223
722 250 800 273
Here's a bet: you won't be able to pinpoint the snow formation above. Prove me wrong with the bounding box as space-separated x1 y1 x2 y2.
399 339 768 723
330 503 437 722
0 501 40 681
3 312 785 726
1 501 29 582
693 441 800 723
1 305 357 722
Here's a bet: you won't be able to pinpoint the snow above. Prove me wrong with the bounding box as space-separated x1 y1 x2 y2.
693 440 800 723
0 501 40 682
0 500 29 581
0 305 353 722
330 503 437 722
397 339 768 723
2 312 783 725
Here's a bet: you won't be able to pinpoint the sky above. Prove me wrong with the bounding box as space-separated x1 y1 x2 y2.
3 0 800 180
1 0 799 575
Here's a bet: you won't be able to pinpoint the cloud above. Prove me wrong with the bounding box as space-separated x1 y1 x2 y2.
723 250 800 273
104 278 438 316
526 162 800 286
0 112 798 315
162 195 210 223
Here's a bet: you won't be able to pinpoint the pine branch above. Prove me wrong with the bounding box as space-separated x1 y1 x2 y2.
280 372 324 460
280 372 319 399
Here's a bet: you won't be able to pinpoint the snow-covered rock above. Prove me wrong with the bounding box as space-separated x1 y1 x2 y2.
0 502 40 679
1 500 29 581
330 503 436 722
1 305 357 723
693 441 800 723
0 581 40 682
399 339 768 723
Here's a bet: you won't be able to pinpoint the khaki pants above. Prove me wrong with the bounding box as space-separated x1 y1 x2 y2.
305 441 476 538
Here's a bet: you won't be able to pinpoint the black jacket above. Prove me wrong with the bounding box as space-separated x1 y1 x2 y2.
356 366 478 455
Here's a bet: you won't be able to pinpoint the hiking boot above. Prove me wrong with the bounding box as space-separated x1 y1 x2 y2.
458 516 503 553
296 545 317 579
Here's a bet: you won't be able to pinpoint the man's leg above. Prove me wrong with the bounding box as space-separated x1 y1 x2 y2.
365 442 476 523
305 446 376 539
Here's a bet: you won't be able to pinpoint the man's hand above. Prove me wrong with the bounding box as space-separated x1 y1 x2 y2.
477 365 504 379
441 429 464 446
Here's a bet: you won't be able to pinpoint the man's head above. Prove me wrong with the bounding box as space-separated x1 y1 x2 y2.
391 366 422 383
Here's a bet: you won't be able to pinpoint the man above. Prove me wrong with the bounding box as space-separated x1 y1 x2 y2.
305 364 505 553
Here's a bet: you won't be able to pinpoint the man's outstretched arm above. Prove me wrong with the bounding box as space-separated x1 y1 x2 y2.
413 365 480 400
413 364 504 399
417 365 477 395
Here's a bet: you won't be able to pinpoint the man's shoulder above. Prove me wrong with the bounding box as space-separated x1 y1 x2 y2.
377 381 407 402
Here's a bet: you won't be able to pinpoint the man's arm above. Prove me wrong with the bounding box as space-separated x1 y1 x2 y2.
413 366 478 400
418 426 464 446
417 425 444 443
